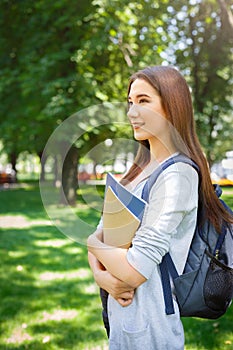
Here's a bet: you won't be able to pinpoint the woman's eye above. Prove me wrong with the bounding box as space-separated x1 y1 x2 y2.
128 99 149 106
139 99 149 104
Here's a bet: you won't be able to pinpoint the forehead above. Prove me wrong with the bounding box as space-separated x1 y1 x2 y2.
128 78 158 98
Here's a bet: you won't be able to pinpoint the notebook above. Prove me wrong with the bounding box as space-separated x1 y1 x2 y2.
103 174 146 248
105 173 146 221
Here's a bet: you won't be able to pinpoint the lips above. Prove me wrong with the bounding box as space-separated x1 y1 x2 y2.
131 123 144 129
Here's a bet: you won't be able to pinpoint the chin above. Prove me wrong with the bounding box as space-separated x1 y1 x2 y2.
134 135 146 141
134 131 150 141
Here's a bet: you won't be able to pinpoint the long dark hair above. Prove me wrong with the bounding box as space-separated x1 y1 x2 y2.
121 66 233 232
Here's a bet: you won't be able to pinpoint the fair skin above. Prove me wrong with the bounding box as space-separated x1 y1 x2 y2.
88 252 135 307
127 78 177 163
87 78 177 306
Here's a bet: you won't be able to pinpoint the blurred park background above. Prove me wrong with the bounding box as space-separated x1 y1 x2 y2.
0 0 233 349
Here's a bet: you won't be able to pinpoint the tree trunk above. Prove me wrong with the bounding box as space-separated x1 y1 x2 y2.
206 113 217 168
10 152 18 173
53 154 59 186
9 151 18 182
218 0 233 33
60 145 78 206
38 151 47 182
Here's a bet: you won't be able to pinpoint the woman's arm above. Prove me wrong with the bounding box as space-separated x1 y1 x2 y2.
87 231 146 288
88 252 135 307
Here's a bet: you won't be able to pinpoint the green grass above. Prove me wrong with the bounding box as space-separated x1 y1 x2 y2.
0 183 107 350
0 183 233 349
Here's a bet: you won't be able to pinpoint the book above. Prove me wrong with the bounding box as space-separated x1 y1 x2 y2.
102 173 146 248
105 173 146 221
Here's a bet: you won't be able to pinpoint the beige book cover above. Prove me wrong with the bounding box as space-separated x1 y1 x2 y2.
103 186 141 248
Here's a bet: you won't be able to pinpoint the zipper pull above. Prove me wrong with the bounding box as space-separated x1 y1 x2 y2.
215 249 219 259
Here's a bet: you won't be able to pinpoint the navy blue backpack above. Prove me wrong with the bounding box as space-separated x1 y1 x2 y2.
142 154 233 319
100 154 233 336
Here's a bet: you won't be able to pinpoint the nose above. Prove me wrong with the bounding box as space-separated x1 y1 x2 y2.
127 104 140 119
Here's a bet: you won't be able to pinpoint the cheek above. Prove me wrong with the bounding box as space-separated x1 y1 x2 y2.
144 110 168 134
157 104 167 119
133 106 169 140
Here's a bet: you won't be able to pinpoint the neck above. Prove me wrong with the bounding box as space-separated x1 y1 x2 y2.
148 138 177 164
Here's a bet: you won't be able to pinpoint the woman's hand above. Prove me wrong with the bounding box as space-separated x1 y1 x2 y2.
99 269 135 307
88 252 135 307
87 230 146 289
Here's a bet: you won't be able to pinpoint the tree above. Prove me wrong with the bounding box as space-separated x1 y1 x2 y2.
0 0 93 203
164 0 233 165
1 0 232 204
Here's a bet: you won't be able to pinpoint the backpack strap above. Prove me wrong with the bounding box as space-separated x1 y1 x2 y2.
159 254 179 314
160 253 181 314
141 154 199 201
141 153 199 315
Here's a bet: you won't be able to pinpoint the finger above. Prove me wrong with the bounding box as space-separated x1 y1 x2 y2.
118 291 134 299
117 298 133 307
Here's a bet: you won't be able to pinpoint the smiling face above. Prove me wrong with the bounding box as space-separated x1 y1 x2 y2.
127 78 170 144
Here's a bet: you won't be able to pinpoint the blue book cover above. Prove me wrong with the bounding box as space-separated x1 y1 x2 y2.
105 173 146 222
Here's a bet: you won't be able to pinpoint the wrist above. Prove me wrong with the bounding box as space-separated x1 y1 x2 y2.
87 233 104 252
94 268 107 287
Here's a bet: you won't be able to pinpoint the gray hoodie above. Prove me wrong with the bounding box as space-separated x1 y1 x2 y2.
107 162 198 350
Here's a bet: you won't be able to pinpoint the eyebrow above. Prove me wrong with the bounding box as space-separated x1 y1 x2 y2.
128 93 151 100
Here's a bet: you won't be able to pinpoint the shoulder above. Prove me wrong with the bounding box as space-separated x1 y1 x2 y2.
157 161 198 184
149 162 199 202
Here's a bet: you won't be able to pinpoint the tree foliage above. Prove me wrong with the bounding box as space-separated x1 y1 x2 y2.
168 0 233 164
0 0 232 202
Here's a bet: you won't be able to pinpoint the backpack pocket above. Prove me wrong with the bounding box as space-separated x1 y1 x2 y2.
173 250 233 318
204 252 233 313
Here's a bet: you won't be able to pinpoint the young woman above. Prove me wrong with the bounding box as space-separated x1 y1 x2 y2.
87 66 232 349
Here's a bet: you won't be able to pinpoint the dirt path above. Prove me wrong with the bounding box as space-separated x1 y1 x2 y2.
0 215 52 229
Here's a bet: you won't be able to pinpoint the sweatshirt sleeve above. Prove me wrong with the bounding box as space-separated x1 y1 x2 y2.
127 163 198 279
96 217 103 230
